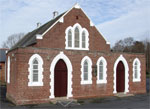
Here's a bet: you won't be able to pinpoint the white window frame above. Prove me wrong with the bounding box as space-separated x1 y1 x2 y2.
133 58 141 82
96 57 107 84
7 56 10 83
28 54 44 86
80 56 92 84
65 23 89 50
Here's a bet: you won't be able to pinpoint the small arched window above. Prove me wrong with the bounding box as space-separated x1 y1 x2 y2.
99 61 103 80
32 59 39 82
74 27 79 47
96 57 107 84
81 56 92 84
68 30 72 47
133 58 141 82
82 31 86 48
83 60 88 80
28 54 44 86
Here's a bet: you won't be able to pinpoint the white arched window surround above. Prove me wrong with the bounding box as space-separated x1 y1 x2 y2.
28 54 44 86
65 23 89 50
133 58 141 82
96 57 107 84
81 56 92 84
7 56 10 83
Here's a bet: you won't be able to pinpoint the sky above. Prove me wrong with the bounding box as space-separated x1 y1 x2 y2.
0 0 150 47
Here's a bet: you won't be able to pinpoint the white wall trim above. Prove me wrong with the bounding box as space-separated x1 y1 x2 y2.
96 56 107 84
132 58 141 82
40 3 110 45
49 52 73 98
7 56 10 83
36 34 43 39
80 56 92 85
113 55 129 94
65 23 89 50
28 54 44 86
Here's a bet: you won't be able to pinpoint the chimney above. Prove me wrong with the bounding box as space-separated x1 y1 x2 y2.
53 11 59 18
37 22 41 28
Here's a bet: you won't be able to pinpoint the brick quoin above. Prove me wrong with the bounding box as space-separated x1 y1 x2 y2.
6 5 146 105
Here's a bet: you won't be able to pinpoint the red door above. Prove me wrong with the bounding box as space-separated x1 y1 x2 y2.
116 61 125 92
54 59 67 97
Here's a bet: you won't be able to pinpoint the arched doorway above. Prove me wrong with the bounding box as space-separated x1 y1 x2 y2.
113 55 129 94
54 59 67 97
116 61 125 92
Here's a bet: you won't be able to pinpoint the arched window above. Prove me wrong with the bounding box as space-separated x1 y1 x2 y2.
82 31 86 48
133 58 141 82
97 57 107 84
28 54 44 86
32 59 39 82
81 56 92 84
68 30 72 47
99 61 103 80
65 23 89 50
83 60 88 80
74 27 79 47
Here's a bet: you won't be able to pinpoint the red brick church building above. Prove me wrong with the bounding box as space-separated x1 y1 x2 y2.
6 4 146 105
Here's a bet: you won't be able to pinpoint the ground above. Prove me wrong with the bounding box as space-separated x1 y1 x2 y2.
0 78 149 109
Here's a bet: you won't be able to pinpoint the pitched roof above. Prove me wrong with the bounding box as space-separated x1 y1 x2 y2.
10 12 66 51
0 49 8 62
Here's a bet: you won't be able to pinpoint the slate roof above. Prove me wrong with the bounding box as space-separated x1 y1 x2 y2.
0 49 8 62
10 12 66 51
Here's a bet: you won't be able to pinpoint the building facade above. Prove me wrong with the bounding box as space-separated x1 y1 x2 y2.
0 48 8 83
6 4 146 105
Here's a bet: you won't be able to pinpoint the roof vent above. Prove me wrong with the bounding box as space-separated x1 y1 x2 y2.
53 11 59 19
37 22 41 28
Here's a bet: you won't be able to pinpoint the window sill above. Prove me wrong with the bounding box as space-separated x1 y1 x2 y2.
96 80 107 84
80 80 92 85
28 82 43 86
65 47 89 51
133 79 141 82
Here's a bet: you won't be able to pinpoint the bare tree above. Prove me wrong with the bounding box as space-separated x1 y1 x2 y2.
2 33 25 49
112 37 134 52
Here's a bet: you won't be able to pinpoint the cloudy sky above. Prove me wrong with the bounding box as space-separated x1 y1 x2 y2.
0 0 150 47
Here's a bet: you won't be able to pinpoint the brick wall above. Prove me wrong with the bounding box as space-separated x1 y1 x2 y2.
0 62 6 82
6 48 146 105
35 8 110 52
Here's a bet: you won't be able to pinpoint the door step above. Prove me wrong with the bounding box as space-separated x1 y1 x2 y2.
115 93 134 97
50 97 77 104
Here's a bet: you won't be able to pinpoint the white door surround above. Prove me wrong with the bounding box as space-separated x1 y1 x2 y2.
113 55 129 94
49 52 73 98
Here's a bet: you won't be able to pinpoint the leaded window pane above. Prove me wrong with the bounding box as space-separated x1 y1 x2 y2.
83 61 88 81
84 72 88 80
99 61 103 80
99 73 103 80
75 27 79 47
32 59 39 82
33 73 38 82
33 59 38 64
82 32 86 48
68 30 72 47
33 65 38 69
